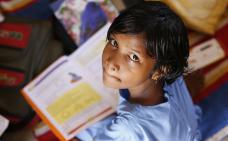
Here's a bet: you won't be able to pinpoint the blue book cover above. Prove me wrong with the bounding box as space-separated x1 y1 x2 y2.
198 82 228 140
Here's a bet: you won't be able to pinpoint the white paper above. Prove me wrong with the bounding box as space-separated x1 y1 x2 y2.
0 114 9 137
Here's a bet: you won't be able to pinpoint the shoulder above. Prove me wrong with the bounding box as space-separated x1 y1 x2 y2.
94 114 146 141
107 99 172 140
93 99 164 141
162 76 202 140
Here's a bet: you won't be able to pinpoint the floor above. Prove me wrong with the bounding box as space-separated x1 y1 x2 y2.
2 128 37 141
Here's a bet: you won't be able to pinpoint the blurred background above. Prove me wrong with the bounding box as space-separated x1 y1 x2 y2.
0 0 227 141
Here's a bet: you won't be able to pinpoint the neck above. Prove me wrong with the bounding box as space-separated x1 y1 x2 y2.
128 79 164 106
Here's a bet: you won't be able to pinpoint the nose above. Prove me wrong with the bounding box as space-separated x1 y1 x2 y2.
106 56 120 73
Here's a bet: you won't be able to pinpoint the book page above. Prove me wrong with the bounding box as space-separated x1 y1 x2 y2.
23 56 116 140
69 23 119 109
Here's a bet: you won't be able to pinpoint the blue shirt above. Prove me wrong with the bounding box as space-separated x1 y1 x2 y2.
76 76 201 141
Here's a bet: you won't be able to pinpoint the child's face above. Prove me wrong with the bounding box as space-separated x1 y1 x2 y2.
102 33 155 89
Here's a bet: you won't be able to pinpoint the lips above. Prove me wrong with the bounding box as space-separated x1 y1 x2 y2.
103 68 121 82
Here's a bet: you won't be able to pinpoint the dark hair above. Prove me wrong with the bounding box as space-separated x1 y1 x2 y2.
107 1 189 84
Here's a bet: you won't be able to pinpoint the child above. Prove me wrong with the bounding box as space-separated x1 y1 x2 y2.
76 1 201 141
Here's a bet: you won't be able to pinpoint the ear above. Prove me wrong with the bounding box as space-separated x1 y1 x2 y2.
150 66 168 81
151 70 161 81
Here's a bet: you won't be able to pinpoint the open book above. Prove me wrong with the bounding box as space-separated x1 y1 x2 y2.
21 23 119 141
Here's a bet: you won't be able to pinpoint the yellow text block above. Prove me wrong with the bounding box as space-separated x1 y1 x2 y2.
47 83 101 124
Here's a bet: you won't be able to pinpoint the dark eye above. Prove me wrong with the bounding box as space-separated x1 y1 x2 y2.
129 54 139 62
110 39 118 48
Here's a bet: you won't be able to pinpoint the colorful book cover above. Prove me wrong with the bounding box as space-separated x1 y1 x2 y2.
50 0 118 46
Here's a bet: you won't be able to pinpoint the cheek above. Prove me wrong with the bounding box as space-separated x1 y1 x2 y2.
102 46 109 65
118 66 141 85
120 64 152 86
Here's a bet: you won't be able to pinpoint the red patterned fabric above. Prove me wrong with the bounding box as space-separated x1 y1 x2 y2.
0 23 32 48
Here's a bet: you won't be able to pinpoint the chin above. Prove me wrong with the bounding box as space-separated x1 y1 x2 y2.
103 78 122 89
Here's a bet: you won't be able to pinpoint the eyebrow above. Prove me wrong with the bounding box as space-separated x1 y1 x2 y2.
131 48 142 55
109 35 116 40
